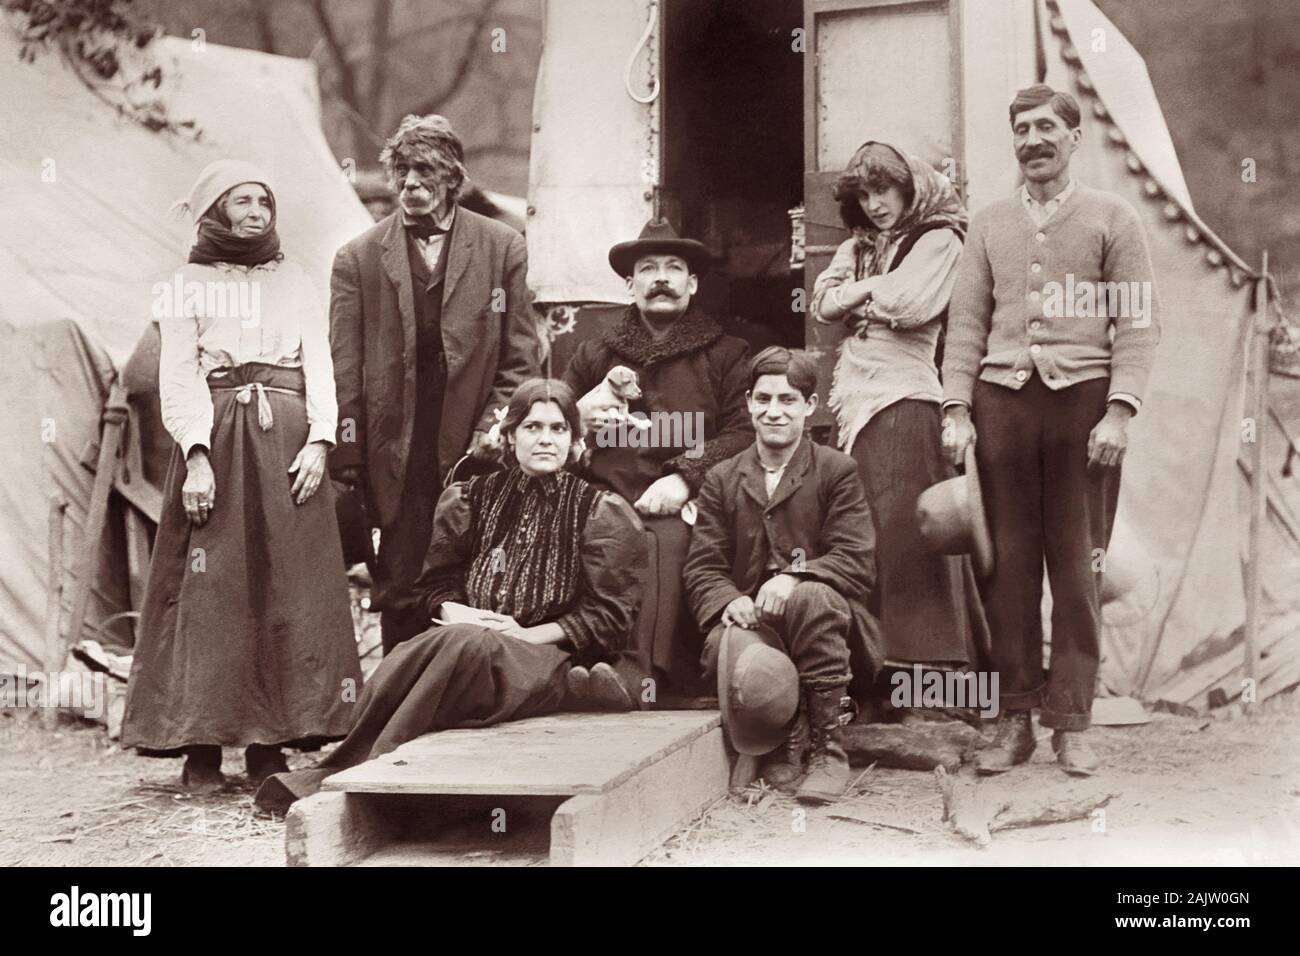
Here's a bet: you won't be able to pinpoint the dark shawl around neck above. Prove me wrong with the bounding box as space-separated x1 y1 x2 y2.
461 467 600 625
602 303 726 368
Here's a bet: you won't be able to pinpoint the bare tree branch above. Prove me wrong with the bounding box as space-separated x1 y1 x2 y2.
408 0 502 117
310 6 358 104
309 0 369 156
365 0 392 120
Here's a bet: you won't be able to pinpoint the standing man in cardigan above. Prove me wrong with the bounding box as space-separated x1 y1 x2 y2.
330 115 540 653
942 85 1160 775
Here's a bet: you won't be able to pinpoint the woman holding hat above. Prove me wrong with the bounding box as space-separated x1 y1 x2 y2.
122 160 361 791
811 141 989 674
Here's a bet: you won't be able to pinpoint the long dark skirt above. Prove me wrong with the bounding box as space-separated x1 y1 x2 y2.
851 399 991 667
121 364 361 753
254 624 572 811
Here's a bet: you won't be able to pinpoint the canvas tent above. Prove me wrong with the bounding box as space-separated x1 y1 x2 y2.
525 0 1299 705
0 17 372 671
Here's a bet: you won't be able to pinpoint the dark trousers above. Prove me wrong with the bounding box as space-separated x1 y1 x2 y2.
973 373 1120 730
701 580 852 692
375 480 440 654
375 356 445 654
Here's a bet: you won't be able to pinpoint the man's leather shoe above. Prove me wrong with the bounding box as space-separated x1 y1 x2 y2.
1052 730 1099 776
975 711 1036 774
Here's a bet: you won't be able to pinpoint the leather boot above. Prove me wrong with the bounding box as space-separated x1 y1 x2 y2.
1052 730 1099 776
181 744 225 794
975 711 1036 774
796 686 852 806
244 743 289 786
761 708 809 793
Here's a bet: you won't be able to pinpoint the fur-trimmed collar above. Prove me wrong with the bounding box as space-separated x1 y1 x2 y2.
602 304 726 367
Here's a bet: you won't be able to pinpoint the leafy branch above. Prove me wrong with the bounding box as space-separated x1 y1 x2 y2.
4 0 199 137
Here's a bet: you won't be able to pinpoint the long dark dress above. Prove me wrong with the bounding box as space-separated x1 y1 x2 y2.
254 467 648 811
122 363 361 752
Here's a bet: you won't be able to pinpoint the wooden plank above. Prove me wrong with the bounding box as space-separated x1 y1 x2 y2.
113 473 162 525
323 711 720 796
550 725 729 866
284 792 396 867
123 507 150 617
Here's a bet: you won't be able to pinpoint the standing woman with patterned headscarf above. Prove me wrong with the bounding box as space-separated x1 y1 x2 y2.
811 142 990 681
122 160 361 791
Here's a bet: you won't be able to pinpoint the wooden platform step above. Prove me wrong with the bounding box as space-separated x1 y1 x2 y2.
286 711 730 866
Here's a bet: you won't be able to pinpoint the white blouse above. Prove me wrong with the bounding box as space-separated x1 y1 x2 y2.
155 259 338 457
811 229 964 453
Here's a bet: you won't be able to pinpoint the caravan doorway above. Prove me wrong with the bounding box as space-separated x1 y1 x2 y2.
661 0 805 354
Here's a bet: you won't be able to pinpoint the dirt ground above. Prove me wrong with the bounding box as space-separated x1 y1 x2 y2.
2 693 1297 867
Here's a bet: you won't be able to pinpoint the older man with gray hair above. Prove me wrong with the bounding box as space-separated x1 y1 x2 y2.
329 114 540 653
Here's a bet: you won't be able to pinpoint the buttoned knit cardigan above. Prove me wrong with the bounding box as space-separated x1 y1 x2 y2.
941 182 1161 406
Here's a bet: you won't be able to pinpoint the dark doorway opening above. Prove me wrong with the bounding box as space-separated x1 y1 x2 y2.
662 0 804 353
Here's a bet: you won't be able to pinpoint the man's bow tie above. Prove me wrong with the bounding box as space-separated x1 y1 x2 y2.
406 219 448 242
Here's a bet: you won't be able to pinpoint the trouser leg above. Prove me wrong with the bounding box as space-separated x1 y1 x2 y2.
1039 379 1117 731
374 471 439 655
973 379 1046 713
778 580 852 691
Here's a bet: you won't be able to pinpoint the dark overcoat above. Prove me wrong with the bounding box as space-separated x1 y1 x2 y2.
561 305 753 501
328 207 539 527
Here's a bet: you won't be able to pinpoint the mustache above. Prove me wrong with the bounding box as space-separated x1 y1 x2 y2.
647 286 679 299
1017 144 1055 161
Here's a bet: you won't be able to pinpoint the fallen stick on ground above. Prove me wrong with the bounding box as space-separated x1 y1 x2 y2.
988 788 1118 832
934 766 1119 847
828 810 926 835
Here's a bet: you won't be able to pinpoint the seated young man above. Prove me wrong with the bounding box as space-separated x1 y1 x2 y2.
683 347 877 805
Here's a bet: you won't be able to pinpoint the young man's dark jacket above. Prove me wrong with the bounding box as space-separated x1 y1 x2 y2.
683 436 883 683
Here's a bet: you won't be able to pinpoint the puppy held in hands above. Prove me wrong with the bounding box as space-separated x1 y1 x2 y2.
581 365 651 431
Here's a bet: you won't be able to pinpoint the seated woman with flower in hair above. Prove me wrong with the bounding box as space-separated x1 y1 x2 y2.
255 378 648 812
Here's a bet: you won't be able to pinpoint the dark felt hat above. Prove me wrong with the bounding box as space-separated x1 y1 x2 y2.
608 218 710 278
915 444 995 580
718 623 800 756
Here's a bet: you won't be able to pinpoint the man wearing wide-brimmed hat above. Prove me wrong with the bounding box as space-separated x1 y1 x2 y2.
561 219 754 694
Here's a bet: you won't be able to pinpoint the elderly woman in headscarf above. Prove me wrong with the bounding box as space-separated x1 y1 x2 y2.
254 378 649 813
811 141 989 678
122 160 361 791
